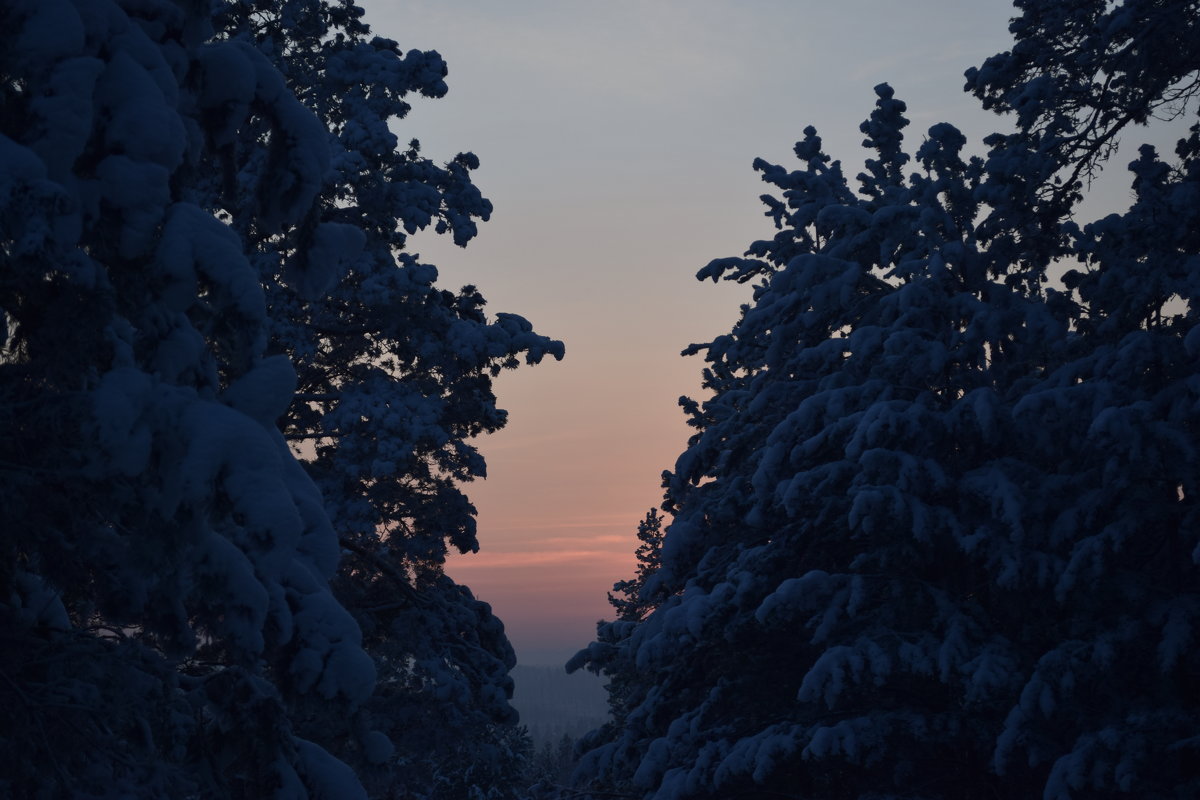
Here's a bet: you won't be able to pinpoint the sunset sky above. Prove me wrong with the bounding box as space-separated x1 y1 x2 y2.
355 1 1157 665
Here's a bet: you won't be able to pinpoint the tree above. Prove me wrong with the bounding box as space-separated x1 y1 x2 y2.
570 2 1199 797
571 84 1057 799
566 509 669 798
525 733 581 797
608 509 667 624
202 2 563 795
965 0 1200 190
1 0 561 797
2 0 375 795
963 3 1200 794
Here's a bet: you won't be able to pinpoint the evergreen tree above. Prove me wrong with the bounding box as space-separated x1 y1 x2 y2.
202 2 563 795
1 0 560 796
965 2 1200 794
566 509 669 798
525 733 580 796
573 84 1057 800
571 2 1199 797
2 0 375 795
966 0 1200 189
608 508 666 623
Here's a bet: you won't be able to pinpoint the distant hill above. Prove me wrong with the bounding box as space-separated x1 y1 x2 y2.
510 665 609 747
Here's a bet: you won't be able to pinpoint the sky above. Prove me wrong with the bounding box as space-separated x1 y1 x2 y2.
353 1 1169 665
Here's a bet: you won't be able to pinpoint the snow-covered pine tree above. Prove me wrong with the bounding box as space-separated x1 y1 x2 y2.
608 509 666 624
966 0 1200 192
1 0 377 796
963 2 1200 795
565 508 667 797
571 83 1069 799
204 2 563 796
571 1 1200 797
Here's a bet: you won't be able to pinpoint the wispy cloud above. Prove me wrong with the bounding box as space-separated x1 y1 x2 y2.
477 519 633 533
449 548 631 571
539 533 630 546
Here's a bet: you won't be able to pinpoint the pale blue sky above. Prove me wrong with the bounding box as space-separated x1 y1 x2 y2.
355 1 1169 664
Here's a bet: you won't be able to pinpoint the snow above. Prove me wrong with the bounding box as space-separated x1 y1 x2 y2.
194 42 257 117
94 49 185 170
89 367 154 477
27 56 104 184
361 730 395 766
96 155 172 258
195 529 270 656
10 571 70 632
222 355 298 427
291 222 367 300
286 566 376 704
295 738 369 800
156 202 266 324
9 0 85 66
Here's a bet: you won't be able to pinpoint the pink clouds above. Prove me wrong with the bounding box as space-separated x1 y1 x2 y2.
446 506 642 664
